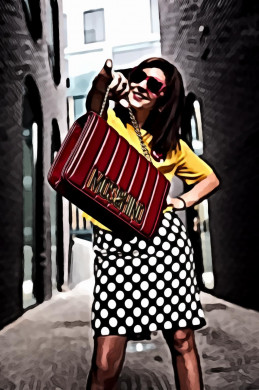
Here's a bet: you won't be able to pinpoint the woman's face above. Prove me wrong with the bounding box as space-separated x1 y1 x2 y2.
128 67 166 112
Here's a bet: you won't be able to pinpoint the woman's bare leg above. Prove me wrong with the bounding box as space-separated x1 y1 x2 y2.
86 335 128 390
162 329 204 390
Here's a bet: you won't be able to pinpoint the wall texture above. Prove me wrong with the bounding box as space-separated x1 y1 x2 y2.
159 0 259 310
0 0 68 328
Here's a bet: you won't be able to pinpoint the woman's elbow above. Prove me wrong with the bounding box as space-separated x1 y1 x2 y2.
208 172 220 190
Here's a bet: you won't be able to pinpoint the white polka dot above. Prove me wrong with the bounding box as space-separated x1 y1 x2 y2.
164 321 172 329
97 237 101 244
186 294 191 303
95 301 100 310
108 283 116 292
105 233 112 241
149 257 157 266
118 326 126 334
116 274 124 283
191 302 197 310
191 286 195 294
172 247 180 256
180 231 187 239
179 286 187 296
159 227 167 236
116 258 125 267
141 315 149 325
162 219 170 228
186 277 191 287
186 262 191 270
164 212 172 220
173 217 180 226
100 292 108 301
133 258 141 267
156 297 164 306
171 295 179 305
164 288 172 297
133 250 139 256
95 319 101 328
140 265 149 274
108 267 116 276
177 239 184 248
171 312 179 321
134 325 142 333
139 240 147 249
132 273 141 283
172 262 180 272
115 238 122 247
172 279 180 288
187 239 192 246
123 244 131 252
133 307 141 317
165 271 172 281
140 281 149 291
109 247 116 252
149 289 157 299
153 236 161 245
157 250 165 258
163 304 171 314
168 233 175 242
149 323 157 331
180 270 187 279
149 306 156 315
125 255 132 260
141 254 148 259
148 246 155 255
130 236 138 244
116 290 124 300
179 303 186 312
133 290 141 300
97 270 101 278
101 327 109 335
194 277 197 285
185 246 190 255
186 310 192 319
179 319 187 327
156 313 164 323
162 242 170 251
103 243 109 249
125 299 133 309
126 317 134 326
172 226 179 233
190 254 194 262
109 255 116 260
117 308 125 318
100 309 108 318
102 260 109 269
148 272 157 282
192 317 200 326
109 317 118 327
179 254 186 263
108 300 116 309
125 265 133 275
141 298 149 308
156 280 165 290
191 270 194 278
196 293 200 301
125 282 133 291
165 255 173 265
95 285 100 294
156 264 164 273
99 230 103 235
198 309 204 317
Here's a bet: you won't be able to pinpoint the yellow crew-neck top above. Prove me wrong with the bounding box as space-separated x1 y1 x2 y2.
82 108 213 231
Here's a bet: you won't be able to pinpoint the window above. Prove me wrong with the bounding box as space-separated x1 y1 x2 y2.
74 95 86 119
83 9 105 44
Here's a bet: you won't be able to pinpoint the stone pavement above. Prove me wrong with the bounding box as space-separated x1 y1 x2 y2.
0 278 259 390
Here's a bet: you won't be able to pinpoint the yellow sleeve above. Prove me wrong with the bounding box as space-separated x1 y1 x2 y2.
175 140 213 185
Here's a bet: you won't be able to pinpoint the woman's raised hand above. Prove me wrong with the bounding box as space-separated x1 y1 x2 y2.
86 59 129 118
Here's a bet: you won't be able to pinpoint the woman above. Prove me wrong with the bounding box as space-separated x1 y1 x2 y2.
84 57 219 390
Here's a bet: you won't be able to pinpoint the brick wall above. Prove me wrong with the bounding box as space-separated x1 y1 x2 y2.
159 0 259 310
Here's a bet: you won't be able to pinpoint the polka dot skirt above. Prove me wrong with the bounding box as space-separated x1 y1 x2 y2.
91 210 206 340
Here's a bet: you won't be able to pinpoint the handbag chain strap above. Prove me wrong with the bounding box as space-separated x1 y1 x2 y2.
99 85 152 163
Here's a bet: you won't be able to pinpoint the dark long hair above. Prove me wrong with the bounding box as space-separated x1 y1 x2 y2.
115 57 185 157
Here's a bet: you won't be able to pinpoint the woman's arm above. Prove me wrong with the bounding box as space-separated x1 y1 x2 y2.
169 172 220 209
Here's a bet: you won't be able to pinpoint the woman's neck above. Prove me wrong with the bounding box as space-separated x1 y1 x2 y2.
134 108 151 128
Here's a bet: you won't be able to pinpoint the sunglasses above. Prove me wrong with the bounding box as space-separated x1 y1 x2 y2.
129 69 166 95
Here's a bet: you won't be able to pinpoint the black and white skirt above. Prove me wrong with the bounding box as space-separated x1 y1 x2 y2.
91 210 206 340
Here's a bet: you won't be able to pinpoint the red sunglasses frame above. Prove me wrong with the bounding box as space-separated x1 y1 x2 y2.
129 68 166 96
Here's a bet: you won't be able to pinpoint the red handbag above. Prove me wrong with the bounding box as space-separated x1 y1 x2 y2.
48 97 170 239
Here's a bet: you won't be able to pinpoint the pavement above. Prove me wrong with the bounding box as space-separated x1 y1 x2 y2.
0 277 259 390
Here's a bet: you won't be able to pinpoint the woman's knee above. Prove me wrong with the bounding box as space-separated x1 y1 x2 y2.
92 335 127 378
173 329 195 354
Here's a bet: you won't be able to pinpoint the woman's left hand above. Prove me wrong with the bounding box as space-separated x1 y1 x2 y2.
167 196 186 210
